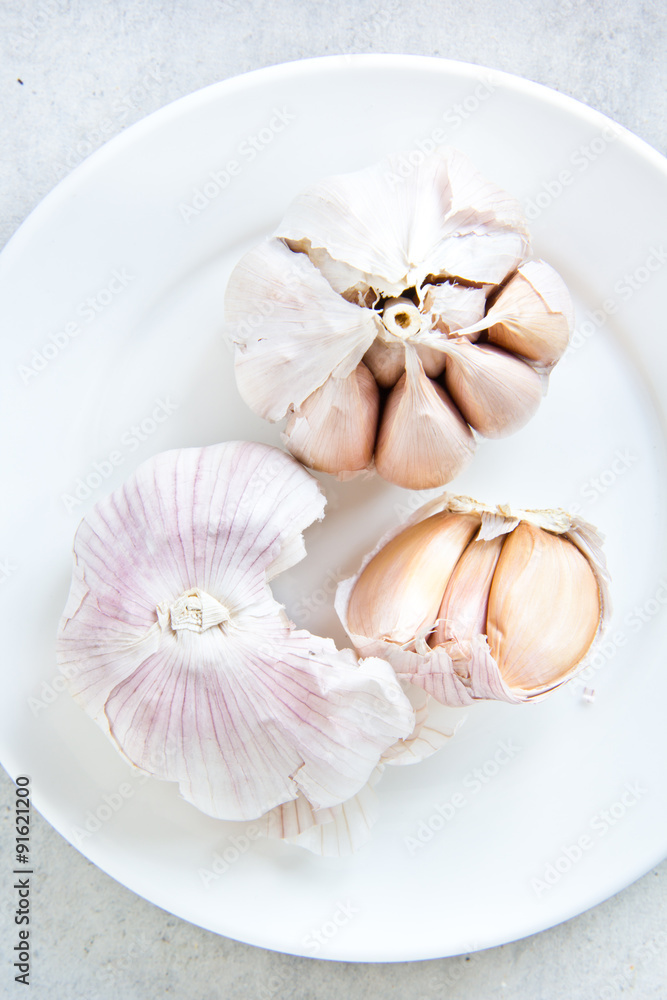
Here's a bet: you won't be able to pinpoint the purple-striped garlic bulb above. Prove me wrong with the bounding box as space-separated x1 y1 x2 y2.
57 442 423 854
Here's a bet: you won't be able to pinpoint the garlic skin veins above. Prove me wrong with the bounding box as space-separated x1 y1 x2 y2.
56 442 417 840
225 148 574 490
336 494 610 706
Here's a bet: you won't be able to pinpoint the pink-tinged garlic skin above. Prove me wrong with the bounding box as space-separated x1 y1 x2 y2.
57 442 415 824
374 350 476 490
336 493 610 707
225 148 574 491
283 362 379 477
441 339 544 438
485 259 573 369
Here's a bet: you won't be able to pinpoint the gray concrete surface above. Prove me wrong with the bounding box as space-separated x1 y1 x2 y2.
1 1 666 996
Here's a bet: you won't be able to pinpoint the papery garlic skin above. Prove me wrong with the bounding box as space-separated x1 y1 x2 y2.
374 349 476 489
484 260 574 369
225 148 574 490
57 443 415 826
337 494 610 706
283 362 379 477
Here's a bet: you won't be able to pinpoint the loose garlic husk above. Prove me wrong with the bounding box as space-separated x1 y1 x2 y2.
225 148 574 490
337 494 610 706
57 442 419 844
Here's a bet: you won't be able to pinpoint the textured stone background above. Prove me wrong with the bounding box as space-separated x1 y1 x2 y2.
1 1 666 997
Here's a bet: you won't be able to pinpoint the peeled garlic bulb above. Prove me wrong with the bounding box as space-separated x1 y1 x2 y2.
375 349 476 489
57 443 415 824
486 523 601 690
442 339 544 438
347 510 480 644
225 148 573 489
337 493 609 706
283 362 379 476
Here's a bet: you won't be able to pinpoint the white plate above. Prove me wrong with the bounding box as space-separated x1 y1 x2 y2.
1 54 667 962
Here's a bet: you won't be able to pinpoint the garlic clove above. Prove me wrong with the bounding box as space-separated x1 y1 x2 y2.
374 349 476 489
58 443 415 822
486 522 601 691
346 508 480 644
416 343 447 379
225 238 380 421
421 281 488 336
430 535 506 649
276 147 530 296
442 339 545 438
485 259 573 367
283 361 380 476
362 336 406 388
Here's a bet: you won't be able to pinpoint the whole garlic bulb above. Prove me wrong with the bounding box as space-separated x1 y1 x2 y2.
336 494 610 705
225 148 574 490
56 442 420 848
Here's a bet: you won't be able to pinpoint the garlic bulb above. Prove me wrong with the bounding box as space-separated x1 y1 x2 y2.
225 148 574 489
337 494 610 705
57 442 417 829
